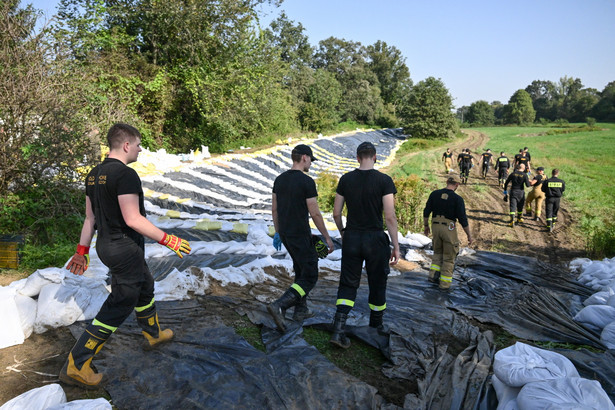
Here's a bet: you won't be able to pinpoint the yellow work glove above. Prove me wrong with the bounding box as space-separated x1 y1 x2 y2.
67 244 90 276
159 233 191 258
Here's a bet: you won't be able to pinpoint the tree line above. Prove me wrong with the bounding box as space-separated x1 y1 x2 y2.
457 77 615 126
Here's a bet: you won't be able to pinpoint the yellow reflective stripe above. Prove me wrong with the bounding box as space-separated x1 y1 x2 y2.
291 283 306 297
440 275 453 283
135 297 155 313
369 303 386 311
92 319 118 333
336 299 355 307
548 182 563 188
430 264 441 271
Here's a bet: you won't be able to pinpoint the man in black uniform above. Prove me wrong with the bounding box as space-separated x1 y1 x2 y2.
268 144 334 332
329 142 400 348
514 149 531 174
504 163 531 227
480 149 494 179
61 123 192 389
495 151 511 188
542 168 566 232
423 175 473 290
459 149 474 184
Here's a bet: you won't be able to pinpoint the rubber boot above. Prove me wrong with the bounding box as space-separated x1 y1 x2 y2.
427 268 441 284
329 312 351 349
292 296 314 321
137 305 174 351
267 288 300 332
369 310 389 335
508 216 515 227
59 322 111 389
517 213 524 224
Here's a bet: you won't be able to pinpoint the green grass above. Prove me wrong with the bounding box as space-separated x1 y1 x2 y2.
470 123 615 257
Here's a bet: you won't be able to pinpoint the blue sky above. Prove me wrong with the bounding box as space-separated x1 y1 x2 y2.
27 0 615 108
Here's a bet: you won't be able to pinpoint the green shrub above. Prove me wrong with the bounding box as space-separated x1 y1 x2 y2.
586 219 615 259
586 117 597 127
393 175 430 234
315 171 339 213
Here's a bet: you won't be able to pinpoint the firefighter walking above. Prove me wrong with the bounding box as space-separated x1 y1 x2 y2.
495 151 510 188
542 168 566 232
503 163 531 227
423 176 473 290
525 166 546 221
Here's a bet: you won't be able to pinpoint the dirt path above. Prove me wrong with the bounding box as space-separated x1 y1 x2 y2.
441 130 586 266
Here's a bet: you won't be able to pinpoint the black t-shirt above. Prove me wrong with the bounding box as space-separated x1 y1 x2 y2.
443 151 452 159
542 177 566 197
86 158 145 240
423 188 469 228
481 152 493 164
336 169 397 231
505 170 531 191
496 156 510 170
273 170 317 235
532 174 545 187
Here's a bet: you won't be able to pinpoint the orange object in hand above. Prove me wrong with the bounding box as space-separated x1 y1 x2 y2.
159 233 191 258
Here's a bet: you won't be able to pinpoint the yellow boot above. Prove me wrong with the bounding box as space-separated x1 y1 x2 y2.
59 321 111 389
136 300 174 350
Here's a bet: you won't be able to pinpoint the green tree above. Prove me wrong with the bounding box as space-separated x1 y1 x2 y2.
298 69 342 132
491 101 506 124
592 81 615 121
365 40 412 106
525 80 558 121
264 12 313 69
466 100 495 126
504 89 536 125
399 77 459 139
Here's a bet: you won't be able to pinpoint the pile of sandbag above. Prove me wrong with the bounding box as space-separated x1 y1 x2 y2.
570 257 615 348
492 342 614 409
0 384 110 410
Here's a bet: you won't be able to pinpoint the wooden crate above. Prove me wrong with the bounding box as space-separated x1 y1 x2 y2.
0 241 19 269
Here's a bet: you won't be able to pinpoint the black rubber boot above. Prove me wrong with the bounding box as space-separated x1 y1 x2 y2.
267 289 300 332
292 296 314 321
329 312 351 349
59 322 111 390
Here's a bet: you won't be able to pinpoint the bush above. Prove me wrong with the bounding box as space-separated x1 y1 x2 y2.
586 117 596 127
393 175 430 234
315 171 339 213
586 220 615 259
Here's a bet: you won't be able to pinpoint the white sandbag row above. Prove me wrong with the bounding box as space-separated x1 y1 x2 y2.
0 384 110 410
492 342 614 409
569 257 615 348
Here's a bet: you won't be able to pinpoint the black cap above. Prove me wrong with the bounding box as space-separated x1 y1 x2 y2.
292 144 317 161
537 166 544 171
357 141 376 155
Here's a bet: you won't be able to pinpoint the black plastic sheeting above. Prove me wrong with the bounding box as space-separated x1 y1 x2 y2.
67 250 615 408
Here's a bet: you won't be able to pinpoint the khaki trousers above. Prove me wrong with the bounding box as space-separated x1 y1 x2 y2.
526 187 545 216
428 216 460 289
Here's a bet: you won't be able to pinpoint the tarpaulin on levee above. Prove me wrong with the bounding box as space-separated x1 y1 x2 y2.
64 130 614 408
68 250 615 409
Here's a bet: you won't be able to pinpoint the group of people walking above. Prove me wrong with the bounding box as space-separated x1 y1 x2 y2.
443 146 565 231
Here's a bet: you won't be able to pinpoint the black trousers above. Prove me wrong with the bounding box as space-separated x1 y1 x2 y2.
509 190 525 215
498 168 509 181
545 197 561 221
95 234 155 328
280 233 319 295
336 230 390 314
460 163 471 177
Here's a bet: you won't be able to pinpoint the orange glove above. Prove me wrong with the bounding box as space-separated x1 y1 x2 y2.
67 244 90 276
159 233 191 258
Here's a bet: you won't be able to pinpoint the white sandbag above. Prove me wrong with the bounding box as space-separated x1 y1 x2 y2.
57 275 109 321
608 295 615 308
405 249 426 262
569 257 592 272
18 267 64 297
405 233 432 246
0 287 25 348
0 383 66 410
33 283 84 333
517 377 615 410
493 342 579 387
491 374 520 410
47 398 112 410
573 305 615 331
14 293 37 339
583 289 614 306
601 321 615 349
